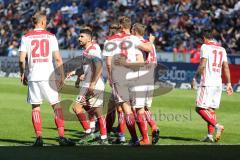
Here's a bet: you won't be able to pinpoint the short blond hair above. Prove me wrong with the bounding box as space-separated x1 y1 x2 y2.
118 16 131 29
132 23 146 36
32 11 46 25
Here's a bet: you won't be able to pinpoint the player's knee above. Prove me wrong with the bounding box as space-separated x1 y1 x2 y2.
136 108 145 114
117 106 123 112
72 104 83 114
32 105 40 111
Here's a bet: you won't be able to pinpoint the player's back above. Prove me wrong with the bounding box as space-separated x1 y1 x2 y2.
19 29 59 81
200 41 228 86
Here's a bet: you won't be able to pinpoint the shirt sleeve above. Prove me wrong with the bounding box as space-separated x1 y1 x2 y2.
51 36 59 52
222 48 228 62
88 48 102 63
18 36 27 52
102 40 114 57
200 44 208 59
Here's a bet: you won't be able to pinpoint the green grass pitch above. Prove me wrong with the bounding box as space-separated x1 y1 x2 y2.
0 77 239 146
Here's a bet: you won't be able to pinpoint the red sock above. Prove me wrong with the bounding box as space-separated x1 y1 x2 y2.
196 108 216 126
208 110 216 134
88 114 95 123
137 113 149 142
54 108 64 137
106 108 116 132
98 116 107 138
145 109 157 131
118 111 126 135
32 110 42 137
76 112 90 131
125 113 138 141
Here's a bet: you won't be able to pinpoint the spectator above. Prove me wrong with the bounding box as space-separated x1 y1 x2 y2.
0 0 240 57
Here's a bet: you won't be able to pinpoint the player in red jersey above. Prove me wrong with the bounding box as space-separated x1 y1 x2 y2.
191 30 233 142
19 11 75 146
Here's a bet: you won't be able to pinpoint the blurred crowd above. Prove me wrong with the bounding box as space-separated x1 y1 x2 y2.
0 0 240 60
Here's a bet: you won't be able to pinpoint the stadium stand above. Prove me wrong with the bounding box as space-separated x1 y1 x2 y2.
0 0 240 57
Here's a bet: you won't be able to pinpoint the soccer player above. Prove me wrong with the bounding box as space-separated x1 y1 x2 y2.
104 23 119 133
130 23 160 145
18 11 75 146
67 29 108 144
104 16 153 145
103 22 127 143
191 30 233 142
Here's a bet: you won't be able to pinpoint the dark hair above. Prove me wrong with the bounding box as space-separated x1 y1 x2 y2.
80 29 92 37
201 29 214 40
32 11 46 24
108 22 120 36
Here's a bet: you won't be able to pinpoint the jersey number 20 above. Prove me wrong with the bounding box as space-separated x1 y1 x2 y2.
31 39 49 57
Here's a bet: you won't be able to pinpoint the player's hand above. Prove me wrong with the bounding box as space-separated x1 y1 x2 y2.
149 33 155 43
56 78 65 91
108 78 113 87
114 56 127 66
86 83 95 97
66 71 76 79
191 78 196 90
226 83 233 96
20 73 28 86
79 74 85 81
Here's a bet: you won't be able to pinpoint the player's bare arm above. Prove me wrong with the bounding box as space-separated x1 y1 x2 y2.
19 51 28 86
88 58 103 96
136 34 155 52
137 42 153 52
106 56 113 86
191 58 207 89
223 61 233 95
53 51 64 89
114 53 145 69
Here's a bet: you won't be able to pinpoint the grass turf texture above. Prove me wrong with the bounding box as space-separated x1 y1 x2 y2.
0 77 239 146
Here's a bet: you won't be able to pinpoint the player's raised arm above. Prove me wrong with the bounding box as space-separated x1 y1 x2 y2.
136 41 153 52
136 34 155 52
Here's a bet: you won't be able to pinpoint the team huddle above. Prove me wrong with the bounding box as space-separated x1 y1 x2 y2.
18 11 233 146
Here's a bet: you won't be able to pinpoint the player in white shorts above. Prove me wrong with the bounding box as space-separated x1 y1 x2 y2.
19 11 75 146
130 23 159 145
103 16 153 145
67 29 107 144
191 30 233 142
102 23 123 138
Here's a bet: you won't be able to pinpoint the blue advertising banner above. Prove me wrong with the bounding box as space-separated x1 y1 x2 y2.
156 62 198 83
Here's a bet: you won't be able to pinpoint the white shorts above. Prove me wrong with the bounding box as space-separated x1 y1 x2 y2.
196 86 222 109
131 85 154 109
76 80 104 108
27 81 60 105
